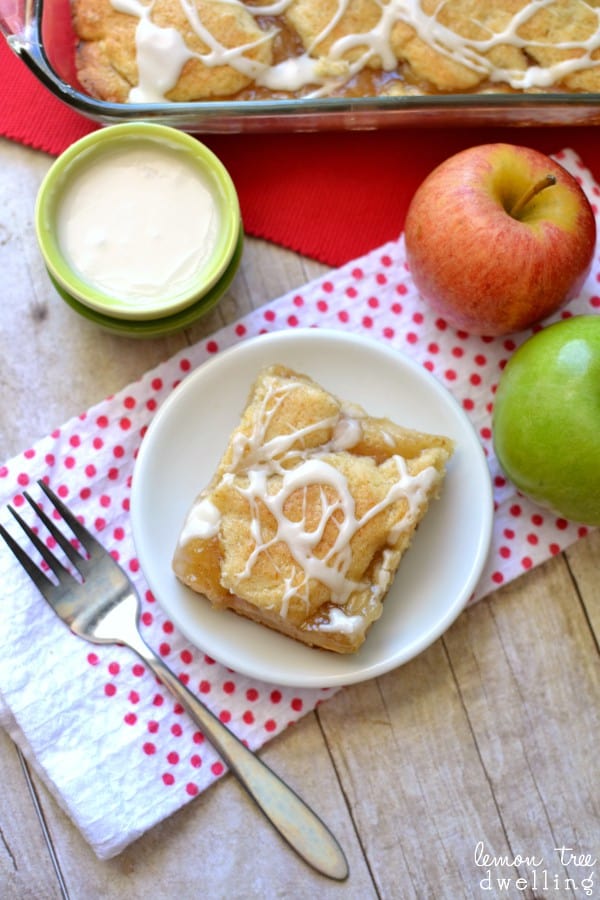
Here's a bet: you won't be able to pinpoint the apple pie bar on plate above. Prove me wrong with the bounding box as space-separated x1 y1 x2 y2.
172 365 454 654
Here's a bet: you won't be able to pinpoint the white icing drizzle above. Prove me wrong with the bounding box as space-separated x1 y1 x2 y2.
331 416 363 451
108 0 600 102
317 607 366 635
112 0 194 101
180 375 438 634
228 381 342 472
231 452 436 619
179 497 221 543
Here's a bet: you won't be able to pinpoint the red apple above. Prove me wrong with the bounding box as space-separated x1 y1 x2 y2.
404 144 596 336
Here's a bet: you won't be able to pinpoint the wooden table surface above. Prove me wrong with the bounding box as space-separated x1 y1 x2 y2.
0 136 598 900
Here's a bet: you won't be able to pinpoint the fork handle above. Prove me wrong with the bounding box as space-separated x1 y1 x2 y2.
129 636 348 881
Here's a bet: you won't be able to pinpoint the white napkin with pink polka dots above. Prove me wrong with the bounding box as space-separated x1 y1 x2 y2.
0 148 596 860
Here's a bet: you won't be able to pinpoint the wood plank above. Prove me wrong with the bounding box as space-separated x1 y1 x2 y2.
185 236 329 347
565 530 600 642
318 644 518 898
445 555 600 896
0 733 65 900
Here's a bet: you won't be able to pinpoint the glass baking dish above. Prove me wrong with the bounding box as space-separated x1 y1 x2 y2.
3 0 600 132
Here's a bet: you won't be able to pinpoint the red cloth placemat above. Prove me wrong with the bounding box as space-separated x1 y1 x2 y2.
4 38 600 267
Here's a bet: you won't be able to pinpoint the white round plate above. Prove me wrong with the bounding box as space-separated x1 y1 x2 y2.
131 329 493 687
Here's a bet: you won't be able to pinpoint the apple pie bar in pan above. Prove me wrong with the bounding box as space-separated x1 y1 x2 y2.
172 365 454 654
72 0 600 104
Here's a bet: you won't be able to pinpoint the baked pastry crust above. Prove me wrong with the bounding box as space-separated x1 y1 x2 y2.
72 0 600 103
172 365 454 654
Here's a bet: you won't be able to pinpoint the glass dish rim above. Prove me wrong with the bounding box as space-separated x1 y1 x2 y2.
5 0 600 129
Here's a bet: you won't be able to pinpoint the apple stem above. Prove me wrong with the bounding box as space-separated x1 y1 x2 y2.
510 174 557 218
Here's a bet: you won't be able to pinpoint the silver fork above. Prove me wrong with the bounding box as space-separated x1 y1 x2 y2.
0 479 348 881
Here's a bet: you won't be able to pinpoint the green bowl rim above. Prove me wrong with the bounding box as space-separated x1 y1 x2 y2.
49 229 244 338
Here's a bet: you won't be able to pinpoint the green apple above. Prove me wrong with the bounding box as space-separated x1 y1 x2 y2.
405 144 596 336
492 316 600 525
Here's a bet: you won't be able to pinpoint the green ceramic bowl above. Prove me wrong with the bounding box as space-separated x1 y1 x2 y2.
35 122 242 322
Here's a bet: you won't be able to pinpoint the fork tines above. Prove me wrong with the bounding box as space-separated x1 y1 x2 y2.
0 480 92 585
